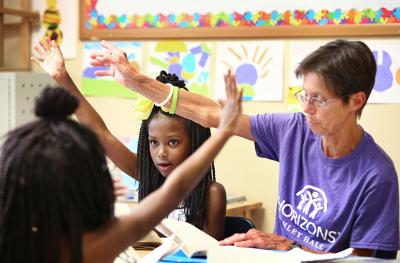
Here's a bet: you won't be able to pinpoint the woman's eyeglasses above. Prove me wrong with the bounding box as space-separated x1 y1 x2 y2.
294 89 349 108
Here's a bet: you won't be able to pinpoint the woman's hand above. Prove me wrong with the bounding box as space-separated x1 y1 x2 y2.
218 70 243 136
219 228 292 250
89 41 136 87
31 38 67 81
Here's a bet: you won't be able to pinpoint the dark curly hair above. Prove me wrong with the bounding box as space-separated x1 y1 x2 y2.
137 70 216 229
0 87 114 263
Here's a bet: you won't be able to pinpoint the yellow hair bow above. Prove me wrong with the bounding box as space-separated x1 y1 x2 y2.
133 95 168 120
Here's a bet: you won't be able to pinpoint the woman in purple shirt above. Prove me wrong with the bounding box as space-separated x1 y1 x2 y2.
91 39 399 258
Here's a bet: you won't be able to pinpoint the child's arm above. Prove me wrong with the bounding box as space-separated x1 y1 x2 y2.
91 41 254 141
82 72 243 263
203 181 227 240
31 39 137 180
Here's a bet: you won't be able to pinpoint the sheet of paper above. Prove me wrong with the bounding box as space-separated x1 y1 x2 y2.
208 246 354 263
287 247 353 262
208 246 296 263
114 247 140 263
138 235 178 263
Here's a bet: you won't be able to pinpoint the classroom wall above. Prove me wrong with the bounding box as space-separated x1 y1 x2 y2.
32 37 399 233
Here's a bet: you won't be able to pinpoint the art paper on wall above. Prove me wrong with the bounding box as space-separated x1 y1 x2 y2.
215 41 284 101
288 39 400 104
285 86 303 112
82 42 143 98
366 40 400 103
147 41 212 96
32 0 77 59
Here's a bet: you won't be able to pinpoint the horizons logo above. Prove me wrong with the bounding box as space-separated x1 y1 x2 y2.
278 185 339 245
296 185 328 219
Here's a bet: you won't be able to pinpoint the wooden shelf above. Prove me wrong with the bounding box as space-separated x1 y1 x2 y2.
0 1 40 70
0 7 39 20
226 200 262 221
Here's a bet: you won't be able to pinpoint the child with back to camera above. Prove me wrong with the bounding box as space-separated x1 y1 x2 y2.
0 83 242 262
31 39 227 240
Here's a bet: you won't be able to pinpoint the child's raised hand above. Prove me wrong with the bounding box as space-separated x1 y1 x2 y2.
90 41 136 87
218 70 243 135
112 176 128 198
31 38 66 80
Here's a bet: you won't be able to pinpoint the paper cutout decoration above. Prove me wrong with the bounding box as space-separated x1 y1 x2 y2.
82 41 143 98
216 41 284 101
285 86 303 113
148 41 212 96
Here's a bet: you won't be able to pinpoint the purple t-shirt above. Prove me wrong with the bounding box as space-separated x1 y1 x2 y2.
250 112 399 252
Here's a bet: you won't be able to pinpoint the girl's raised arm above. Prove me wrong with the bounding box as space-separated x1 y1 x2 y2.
31 39 137 180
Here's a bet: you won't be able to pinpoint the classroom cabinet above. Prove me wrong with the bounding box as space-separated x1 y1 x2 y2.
0 72 55 144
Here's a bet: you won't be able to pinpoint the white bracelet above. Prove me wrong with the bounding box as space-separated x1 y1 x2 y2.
154 83 174 107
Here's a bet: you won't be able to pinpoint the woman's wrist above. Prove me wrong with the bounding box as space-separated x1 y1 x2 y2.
121 62 141 88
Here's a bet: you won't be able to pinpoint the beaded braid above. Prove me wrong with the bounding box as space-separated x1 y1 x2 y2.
137 70 216 229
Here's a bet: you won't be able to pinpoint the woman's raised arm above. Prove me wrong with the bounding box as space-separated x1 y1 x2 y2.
90 41 254 141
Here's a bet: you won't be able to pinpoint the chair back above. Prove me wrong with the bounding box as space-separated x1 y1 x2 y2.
374 249 397 259
224 216 256 239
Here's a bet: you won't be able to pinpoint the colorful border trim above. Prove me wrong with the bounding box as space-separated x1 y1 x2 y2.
85 1 400 30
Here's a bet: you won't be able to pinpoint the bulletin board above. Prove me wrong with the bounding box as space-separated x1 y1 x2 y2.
80 0 400 40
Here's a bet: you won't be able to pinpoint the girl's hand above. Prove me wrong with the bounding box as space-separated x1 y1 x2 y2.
218 70 243 135
31 38 67 80
112 176 128 198
89 40 136 87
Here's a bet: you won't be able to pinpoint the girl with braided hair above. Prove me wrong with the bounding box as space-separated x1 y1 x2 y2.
31 39 227 240
136 70 225 235
0 81 242 262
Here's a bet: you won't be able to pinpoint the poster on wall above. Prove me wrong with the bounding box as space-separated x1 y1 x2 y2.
366 40 400 103
32 0 77 59
288 39 400 104
82 41 144 98
215 41 284 101
147 41 212 96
